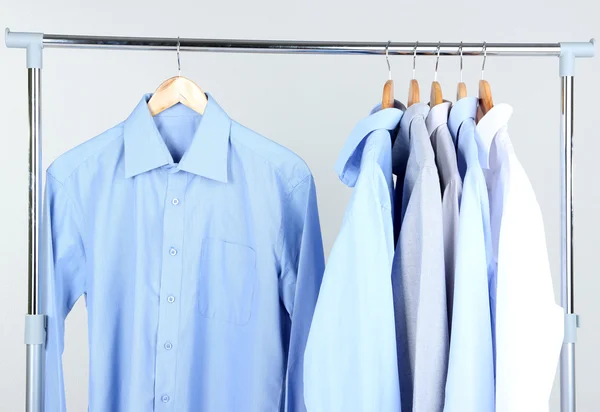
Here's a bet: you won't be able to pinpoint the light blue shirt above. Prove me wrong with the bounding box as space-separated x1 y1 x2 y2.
41 94 325 412
304 102 404 412
444 97 495 412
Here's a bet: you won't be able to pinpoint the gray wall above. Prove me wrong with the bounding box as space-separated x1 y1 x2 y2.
0 1 598 410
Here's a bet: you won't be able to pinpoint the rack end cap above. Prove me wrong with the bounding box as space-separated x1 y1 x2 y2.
560 40 595 58
5 28 43 49
559 40 595 76
4 28 43 68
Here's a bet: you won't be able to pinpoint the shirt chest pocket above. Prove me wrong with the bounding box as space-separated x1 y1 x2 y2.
197 238 257 325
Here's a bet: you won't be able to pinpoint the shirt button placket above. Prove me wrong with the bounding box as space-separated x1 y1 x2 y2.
154 172 187 411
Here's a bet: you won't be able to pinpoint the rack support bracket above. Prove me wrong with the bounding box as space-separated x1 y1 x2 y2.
24 314 46 345
564 313 579 344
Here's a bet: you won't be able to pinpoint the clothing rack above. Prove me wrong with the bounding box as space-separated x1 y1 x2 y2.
4 28 595 412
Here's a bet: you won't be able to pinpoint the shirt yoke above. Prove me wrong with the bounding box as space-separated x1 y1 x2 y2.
46 123 126 185
230 121 312 194
46 120 313 198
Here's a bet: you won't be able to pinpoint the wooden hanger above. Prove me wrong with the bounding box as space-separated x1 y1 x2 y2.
430 82 443 106
382 80 394 109
456 42 468 100
478 80 494 115
478 42 494 120
148 77 208 116
147 37 208 116
382 41 395 109
408 42 420 107
408 80 420 107
429 42 443 107
457 83 468 100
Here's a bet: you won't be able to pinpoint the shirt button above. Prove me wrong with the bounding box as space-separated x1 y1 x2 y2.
167 295 175 303
164 341 173 350
161 395 170 403
171 198 180 206
169 247 177 256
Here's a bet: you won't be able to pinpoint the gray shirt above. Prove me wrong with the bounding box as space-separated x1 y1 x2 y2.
426 102 462 329
391 103 449 412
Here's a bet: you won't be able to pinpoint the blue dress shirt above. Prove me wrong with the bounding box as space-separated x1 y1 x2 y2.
41 94 325 412
444 97 495 412
304 102 404 412
392 103 448 412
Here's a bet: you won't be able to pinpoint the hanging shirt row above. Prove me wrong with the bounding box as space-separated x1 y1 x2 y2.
42 92 563 412
304 97 565 412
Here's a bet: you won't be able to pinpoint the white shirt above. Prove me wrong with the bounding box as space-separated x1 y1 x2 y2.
304 103 404 412
476 104 564 412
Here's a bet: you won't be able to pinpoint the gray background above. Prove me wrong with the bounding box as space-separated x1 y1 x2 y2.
0 1 598 410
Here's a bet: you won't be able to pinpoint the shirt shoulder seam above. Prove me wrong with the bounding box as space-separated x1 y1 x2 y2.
371 167 393 211
230 130 310 194
45 173 88 300
45 172 88 249
277 173 314 287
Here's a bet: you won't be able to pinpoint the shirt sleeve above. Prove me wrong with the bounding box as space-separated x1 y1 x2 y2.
278 174 325 412
304 188 401 412
41 173 86 412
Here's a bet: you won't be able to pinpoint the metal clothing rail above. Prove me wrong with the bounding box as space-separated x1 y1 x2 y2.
4 28 595 412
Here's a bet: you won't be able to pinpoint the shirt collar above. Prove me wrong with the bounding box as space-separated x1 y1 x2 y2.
475 103 513 168
448 96 478 139
124 93 231 182
334 101 405 187
369 99 407 114
425 101 451 135
398 103 430 143
393 102 429 173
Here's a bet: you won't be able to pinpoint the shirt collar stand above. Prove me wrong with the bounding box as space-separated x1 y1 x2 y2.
425 101 451 135
334 100 405 187
448 96 478 139
475 103 513 168
393 102 429 173
369 99 407 115
124 93 231 182
398 102 430 144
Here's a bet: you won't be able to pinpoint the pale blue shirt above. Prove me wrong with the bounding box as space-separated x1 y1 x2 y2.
304 102 404 412
426 102 462 328
444 97 495 412
392 103 448 412
41 94 325 412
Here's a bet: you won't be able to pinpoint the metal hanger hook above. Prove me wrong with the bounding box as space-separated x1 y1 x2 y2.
434 41 441 81
177 36 181 77
459 41 464 82
412 41 418 79
385 40 392 80
481 41 487 80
